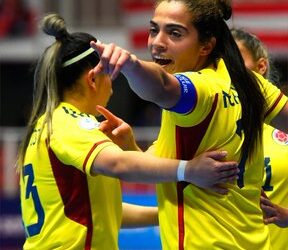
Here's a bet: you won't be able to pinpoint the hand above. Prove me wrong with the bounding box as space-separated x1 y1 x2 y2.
261 189 288 228
90 41 133 81
96 105 141 151
185 151 239 194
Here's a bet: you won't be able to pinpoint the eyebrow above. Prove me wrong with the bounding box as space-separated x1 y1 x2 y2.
150 20 189 32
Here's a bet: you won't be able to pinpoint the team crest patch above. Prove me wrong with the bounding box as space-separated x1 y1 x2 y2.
79 117 100 130
272 129 288 145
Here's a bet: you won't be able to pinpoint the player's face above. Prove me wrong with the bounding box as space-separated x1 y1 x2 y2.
236 40 269 77
235 40 258 72
148 1 203 73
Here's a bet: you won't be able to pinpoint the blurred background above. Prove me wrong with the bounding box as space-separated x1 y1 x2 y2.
0 0 287 249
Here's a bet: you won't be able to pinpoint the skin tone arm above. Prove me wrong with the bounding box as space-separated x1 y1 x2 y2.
90 41 180 109
90 41 288 134
261 190 288 228
95 105 241 191
92 144 239 194
122 203 158 228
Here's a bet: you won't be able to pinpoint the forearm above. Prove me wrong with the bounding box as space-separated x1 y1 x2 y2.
123 57 180 108
92 147 239 193
92 147 180 183
121 202 158 228
90 41 180 108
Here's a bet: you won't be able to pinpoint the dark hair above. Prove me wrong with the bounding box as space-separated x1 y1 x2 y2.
17 13 99 169
156 0 266 160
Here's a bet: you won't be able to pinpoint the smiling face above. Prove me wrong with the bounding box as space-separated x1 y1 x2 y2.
148 1 205 73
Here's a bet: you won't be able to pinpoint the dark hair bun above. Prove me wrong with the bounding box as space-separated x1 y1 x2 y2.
217 0 232 21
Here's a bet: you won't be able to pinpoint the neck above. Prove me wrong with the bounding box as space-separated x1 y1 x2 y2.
63 92 96 116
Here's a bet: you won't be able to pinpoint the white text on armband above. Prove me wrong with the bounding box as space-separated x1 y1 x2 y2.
168 74 197 114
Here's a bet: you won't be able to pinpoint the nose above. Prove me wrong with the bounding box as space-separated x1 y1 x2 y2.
149 32 167 52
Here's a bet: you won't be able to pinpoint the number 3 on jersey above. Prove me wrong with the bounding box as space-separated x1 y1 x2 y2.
23 164 45 237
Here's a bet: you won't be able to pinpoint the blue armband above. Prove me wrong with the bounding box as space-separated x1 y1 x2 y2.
167 74 197 114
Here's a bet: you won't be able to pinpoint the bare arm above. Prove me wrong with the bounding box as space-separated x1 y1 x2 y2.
91 147 239 194
121 203 158 228
90 41 181 109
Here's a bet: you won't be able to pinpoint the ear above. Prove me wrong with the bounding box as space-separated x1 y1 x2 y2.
199 37 216 56
256 57 268 77
87 70 97 90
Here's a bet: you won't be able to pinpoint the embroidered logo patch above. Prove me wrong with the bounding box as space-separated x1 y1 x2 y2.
272 129 288 145
78 117 99 130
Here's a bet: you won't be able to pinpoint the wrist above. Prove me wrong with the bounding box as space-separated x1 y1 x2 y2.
177 160 188 182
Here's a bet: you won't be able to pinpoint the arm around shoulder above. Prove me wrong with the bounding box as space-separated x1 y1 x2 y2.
91 147 239 194
90 146 179 183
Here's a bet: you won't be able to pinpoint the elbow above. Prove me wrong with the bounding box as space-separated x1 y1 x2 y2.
92 152 128 179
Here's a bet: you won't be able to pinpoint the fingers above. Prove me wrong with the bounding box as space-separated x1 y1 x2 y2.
204 150 228 160
111 50 130 80
261 189 269 199
96 105 130 138
263 217 277 225
90 40 104 56
98 120 107 130
260 195 273 206
99 43 115 74
215 162 239 183
90 41 129 80
218 174 238 184
90 41 114 75
261 203 276 217
111 123 127 136
90 41 105 75
96 105 119 123
261 199 277 224
108 46 125 80
96 106 123 135
205 150 239 178
218 162 239 172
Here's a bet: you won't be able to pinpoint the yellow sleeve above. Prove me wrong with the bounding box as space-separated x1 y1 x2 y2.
256 74 288 124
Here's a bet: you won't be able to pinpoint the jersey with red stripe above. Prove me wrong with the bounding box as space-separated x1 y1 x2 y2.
20 102 122 250
153 59 287 250
262 125 288 250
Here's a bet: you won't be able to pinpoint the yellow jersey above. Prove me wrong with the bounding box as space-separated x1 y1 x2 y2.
20 102 122 250
262 125 288 250
153 59 287 250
